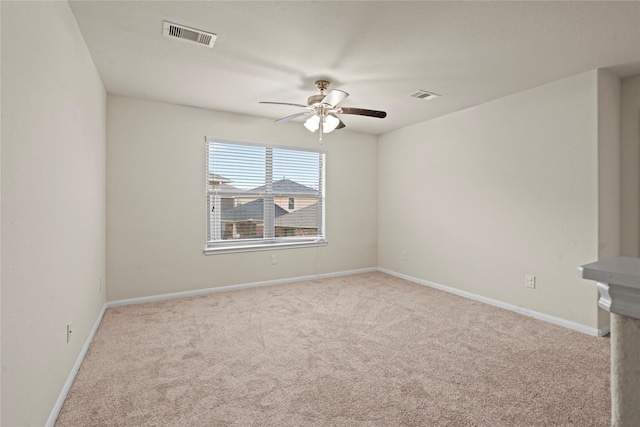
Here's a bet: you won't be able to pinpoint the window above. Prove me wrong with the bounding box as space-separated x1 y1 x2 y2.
205 138 326 254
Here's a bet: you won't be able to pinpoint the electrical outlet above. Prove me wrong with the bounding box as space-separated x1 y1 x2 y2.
525 274 536 289
402 251 408 261
66 323 72 343
271 254 278 265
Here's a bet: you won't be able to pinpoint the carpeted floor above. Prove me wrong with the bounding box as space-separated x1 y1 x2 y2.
55 272 610 426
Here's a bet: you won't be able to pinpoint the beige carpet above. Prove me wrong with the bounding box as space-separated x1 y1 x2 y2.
55 272 610 426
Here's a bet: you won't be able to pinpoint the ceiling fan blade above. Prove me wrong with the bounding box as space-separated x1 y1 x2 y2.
340 107 387 119
275 112 308 123
260 101 309 108
321 89 349 107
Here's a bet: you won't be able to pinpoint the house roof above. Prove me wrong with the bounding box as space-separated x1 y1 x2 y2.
275 203 319 229
249 179 318 196
212 183 242 192
221 199 287 222
208 174 232 184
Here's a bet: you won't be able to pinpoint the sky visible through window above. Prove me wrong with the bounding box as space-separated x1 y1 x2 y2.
209 142 321 191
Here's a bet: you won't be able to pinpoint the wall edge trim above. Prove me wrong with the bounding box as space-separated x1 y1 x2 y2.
377 268 610 337
46 265 608 426
46 268 377 425
46 303 108 427
106 267 378 308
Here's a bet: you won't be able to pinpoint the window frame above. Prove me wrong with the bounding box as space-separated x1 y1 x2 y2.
204 137 327 255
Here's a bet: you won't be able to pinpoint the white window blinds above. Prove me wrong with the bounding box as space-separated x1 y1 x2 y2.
205 138 325 253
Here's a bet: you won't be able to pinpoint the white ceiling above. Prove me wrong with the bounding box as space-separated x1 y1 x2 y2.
69 1 640 135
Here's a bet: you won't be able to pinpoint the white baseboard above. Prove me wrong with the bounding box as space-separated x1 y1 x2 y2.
378 268 610 337
46 303 107 427
106 267 378 308
46 265 607 426
46 267 376 425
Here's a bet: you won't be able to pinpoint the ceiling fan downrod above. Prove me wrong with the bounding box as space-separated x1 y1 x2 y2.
308 80 330 105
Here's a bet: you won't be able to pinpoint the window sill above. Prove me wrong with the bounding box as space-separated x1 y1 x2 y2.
203 240 327 255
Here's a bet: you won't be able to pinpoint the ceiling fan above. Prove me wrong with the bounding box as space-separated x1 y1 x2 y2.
260 80 387 143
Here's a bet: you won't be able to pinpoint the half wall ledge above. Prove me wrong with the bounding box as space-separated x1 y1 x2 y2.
579 256 640 319
579 256 640 427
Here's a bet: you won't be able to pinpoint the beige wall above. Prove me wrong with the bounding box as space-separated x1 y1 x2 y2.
597 68 621 263
620 74 640 257
1 2 107 426
0 2 633 422
106 96 378 301
596 69 621 329
378 71 602 329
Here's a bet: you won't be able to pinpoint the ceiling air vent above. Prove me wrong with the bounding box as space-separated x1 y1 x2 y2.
409 90 441 100
162 21 217 48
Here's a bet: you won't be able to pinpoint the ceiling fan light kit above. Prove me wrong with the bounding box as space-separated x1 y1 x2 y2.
260 80 387 143
323 114 340 133
303 115 320 132
303 112 339 133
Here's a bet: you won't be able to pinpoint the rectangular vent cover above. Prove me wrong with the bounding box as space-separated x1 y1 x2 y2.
163 21 217 48
409 90 441 100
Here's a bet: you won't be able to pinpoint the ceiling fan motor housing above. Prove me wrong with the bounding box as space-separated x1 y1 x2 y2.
307 94 325 105
307 79 332 105
315 80 330 91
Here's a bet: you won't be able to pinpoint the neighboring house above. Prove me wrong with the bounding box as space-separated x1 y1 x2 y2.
209 177 321 240
207 175 243 240
239 178 319 213
208 174 231 187
208 176 240 211
220 199 288 239
275 202 320 237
